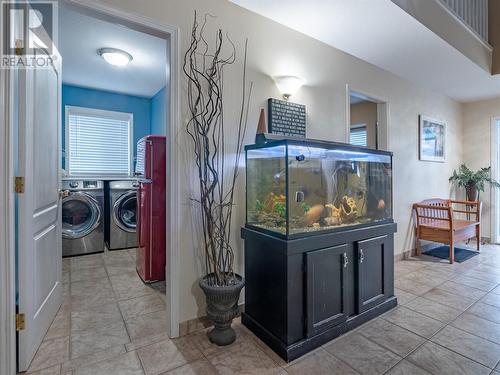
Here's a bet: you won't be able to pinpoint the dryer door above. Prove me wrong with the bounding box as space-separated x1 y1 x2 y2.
113 191 137 233
62 192 102 239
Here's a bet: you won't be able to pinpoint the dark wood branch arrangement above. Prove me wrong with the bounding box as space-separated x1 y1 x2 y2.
183 12 252 287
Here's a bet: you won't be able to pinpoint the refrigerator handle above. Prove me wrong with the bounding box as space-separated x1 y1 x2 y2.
148 140 154 180
148 140 154 277
136 187 141 246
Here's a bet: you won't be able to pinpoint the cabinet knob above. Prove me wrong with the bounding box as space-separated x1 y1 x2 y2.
343 253 349 268
359 249 365 263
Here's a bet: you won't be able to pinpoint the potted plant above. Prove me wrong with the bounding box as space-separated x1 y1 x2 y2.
449 164 500 201
182 12 252 346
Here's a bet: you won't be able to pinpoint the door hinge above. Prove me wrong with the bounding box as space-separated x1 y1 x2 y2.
15 39 24 56
16 313 25 331
14 176 25 193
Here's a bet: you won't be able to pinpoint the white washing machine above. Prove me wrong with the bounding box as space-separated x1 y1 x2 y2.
107 180 138 250
62 180 104 257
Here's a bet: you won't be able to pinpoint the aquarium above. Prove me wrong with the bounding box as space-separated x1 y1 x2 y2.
245 139 393 238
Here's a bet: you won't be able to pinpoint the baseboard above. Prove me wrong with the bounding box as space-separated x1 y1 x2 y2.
394 249 414 261
394 246 423 261
178 304 245 336
394 238 491 262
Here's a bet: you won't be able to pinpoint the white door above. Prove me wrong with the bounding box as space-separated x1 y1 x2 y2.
17 44 62 370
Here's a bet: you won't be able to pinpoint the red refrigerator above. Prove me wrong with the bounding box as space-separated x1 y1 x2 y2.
136 135 166 283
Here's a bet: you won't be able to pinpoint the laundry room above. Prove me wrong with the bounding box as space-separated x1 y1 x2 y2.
33 4 171 365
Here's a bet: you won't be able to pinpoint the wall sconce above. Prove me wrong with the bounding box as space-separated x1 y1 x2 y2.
273 75 305 100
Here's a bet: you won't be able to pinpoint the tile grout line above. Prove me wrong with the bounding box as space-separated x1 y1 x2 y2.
381 252 500 374
68 259 74 363
350 259 464 374
105 255 134 347
63 252 132 372
32 246 500 374
396 272 500 372
326 332 402 375
308 345 362 374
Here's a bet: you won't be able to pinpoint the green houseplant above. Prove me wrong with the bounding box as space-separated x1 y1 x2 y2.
183 12 252 346
449 164 500 201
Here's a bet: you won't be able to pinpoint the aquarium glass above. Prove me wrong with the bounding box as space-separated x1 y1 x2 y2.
246 141 392 237
246 145 287 234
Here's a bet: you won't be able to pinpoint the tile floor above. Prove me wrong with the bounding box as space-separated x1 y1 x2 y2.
24 242 500 375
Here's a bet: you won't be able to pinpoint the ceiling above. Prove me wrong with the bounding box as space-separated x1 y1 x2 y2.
59 6 167 98
231 0 500 103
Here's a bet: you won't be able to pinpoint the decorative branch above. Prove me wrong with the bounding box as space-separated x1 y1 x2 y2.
183 11 252 287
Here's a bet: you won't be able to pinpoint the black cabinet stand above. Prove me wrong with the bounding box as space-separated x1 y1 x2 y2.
241 222 398 362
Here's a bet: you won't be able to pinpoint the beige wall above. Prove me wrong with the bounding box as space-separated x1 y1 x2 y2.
97 0 464 323
463 98 500 239
350 101 378 148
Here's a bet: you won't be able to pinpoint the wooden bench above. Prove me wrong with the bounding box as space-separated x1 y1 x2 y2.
413 199 481 264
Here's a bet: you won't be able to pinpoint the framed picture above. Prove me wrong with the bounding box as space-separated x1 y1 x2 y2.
419 115 446 162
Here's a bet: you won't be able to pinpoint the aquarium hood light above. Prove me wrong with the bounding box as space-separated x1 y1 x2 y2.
248 145 390 163
289 146 391 163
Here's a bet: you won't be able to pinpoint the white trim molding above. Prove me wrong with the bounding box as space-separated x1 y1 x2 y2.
63 0 182 338
165 24 181 339
345 84 390 151
0 60 17 375
491 117 500 244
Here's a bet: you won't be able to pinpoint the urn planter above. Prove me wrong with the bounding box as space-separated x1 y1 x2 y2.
465 183 479 202
199 274 245 346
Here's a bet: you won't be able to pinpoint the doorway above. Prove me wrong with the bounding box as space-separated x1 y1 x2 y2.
347 89 388 151
0 2 180 374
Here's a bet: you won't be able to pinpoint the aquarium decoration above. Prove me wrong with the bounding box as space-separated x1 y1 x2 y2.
254 193 287 227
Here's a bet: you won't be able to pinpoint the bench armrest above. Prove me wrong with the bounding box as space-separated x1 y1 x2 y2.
450 200 482 222
413 203 452 228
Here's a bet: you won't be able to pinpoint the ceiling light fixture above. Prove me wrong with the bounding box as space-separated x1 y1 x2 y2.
273 75 305 100
98 47 133 67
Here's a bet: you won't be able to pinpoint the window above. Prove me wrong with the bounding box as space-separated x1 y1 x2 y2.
349 124 367 147
66 106 133 176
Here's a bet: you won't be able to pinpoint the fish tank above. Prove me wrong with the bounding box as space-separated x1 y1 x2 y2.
245 138 393 239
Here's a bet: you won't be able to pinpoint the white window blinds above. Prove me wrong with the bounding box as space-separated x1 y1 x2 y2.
350 125 368 147
66 106 133 176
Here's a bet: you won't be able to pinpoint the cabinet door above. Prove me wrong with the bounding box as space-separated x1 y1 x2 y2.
306 244 349 337
357 235 389 313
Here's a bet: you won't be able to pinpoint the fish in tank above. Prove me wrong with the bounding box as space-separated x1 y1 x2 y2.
246 142 392 236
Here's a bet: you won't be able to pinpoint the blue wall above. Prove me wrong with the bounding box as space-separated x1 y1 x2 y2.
151 87 167 136
62 84 168 170
62 84 152 167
